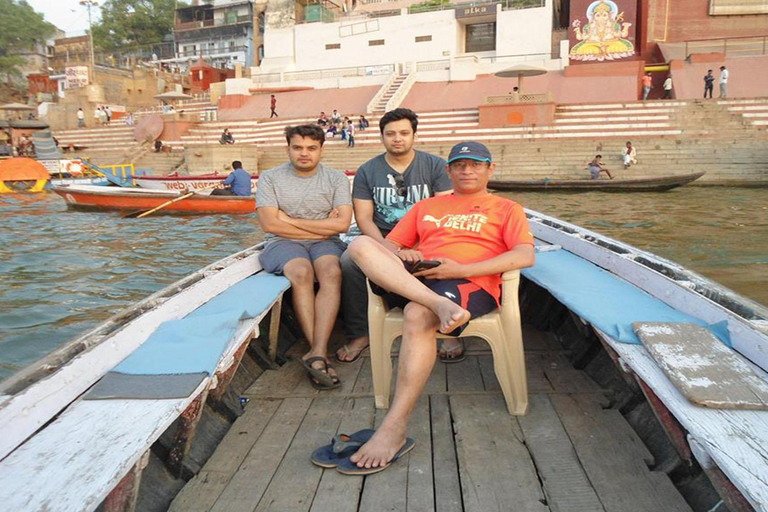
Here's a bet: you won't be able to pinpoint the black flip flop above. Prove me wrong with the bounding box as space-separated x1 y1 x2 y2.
299 356 337 387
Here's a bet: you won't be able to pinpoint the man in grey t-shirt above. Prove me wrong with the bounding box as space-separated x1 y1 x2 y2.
335 108 454 364
257 124 352 389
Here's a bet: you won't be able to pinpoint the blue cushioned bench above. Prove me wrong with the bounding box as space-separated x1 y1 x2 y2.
521 249 730 346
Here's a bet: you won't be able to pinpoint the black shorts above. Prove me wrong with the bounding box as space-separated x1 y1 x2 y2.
372 278 497 336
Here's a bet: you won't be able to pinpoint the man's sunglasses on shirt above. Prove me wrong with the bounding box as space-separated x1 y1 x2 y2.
393 173 406 197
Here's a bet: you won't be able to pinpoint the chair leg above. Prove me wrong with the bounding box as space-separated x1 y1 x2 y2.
369 313 394 409
497 323 529 416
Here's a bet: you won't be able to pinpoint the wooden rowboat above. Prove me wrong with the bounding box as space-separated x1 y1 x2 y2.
489 171 706 192
134 173 259 195
51 184 255 215
134 170 356 195
1 214 767 511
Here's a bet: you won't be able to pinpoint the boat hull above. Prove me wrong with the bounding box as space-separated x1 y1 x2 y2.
134 174 259 195
489 171 706 192
51 185 255 214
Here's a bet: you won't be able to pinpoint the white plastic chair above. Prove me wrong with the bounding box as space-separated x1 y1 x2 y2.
366 270 528 415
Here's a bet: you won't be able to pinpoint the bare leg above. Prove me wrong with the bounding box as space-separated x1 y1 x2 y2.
348 236 470 334
351 302 439 468
308 255 342 364
282 258 315 345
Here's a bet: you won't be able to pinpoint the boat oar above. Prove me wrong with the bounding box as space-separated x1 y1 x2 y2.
123 184 219 218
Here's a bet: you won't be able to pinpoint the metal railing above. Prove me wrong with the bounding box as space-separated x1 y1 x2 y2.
683 36 768 57
416 59 451 71
485 91 553 104
177 46 249 58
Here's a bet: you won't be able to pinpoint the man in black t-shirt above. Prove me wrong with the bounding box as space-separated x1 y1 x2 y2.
336 108 453 364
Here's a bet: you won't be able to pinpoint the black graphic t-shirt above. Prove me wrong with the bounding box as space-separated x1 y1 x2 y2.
352 151 452 235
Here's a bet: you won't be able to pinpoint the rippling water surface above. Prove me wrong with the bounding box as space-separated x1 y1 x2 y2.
1 188 766 382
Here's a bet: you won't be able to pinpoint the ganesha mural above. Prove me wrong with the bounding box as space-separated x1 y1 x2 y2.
569 0 635 62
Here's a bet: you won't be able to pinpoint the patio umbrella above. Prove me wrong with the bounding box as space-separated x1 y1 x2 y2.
494 65 548 95
154 91 193 101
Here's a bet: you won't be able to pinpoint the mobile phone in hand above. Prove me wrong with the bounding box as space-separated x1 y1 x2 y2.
408 260 441 273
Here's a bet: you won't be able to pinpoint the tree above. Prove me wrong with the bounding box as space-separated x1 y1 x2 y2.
0 0 55 83
92 0 178 53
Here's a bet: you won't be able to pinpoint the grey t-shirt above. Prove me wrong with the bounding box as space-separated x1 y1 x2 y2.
352 150 452 235
256 162 352 242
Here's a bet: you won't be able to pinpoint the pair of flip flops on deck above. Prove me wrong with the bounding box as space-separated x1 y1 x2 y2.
310 429 416 475
299 356 341 389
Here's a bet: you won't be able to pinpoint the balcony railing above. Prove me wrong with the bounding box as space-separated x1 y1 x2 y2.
177 45 249 58
175 15 253 31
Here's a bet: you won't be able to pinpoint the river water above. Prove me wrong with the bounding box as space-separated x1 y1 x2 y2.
1 188 766 382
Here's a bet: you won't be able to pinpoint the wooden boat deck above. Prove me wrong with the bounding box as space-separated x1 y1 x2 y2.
170 328 692 512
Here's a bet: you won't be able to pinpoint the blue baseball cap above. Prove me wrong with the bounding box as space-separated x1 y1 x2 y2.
447 141 492 164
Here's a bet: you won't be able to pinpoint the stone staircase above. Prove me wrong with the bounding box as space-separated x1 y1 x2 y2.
372 74 409 112
52 98 768 184
719 98 768 129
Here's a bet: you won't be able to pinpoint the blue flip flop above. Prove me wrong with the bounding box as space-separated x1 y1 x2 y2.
310 429 376 468
335 437 416 475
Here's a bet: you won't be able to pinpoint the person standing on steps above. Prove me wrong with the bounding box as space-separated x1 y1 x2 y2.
704 69 715 99
77 108 86 128
335 108 456 366
663 75 673 99
719 66 729 99
270 94 278 118
641 72 652 101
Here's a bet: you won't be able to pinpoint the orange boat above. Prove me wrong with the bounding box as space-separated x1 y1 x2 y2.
51 185 255 215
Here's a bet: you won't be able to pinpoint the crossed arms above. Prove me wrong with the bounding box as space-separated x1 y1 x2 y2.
258 205 353 240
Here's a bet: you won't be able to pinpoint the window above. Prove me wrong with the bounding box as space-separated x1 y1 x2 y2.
230 40 236 50
465 22 496 53
258 45 264 62
368 39 384 46
415 35 432 43
326 43 341 50
258 12 266 34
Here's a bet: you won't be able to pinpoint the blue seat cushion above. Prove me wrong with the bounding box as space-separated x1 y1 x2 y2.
112 272 290 376
522 249 731 346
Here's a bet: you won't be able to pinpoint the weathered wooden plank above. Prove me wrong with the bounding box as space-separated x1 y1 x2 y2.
352 357 374 395
210 397 312 512
0 254 263 462
168 386 211 477
169 399 281 512
358 408 409 512
424 359 447 394
550 393 691 512
451 394 548 512
254 397 346 512
517 395 604 512
635 323 768 410
310 398 375 512
431 395 462 512
478 354 554 394
446 356 484 392
0 381 209 512
325 358 364 397
544 367 605 394
103 451 150 512
522 327 562 352
600 408 655 466
243 359 306 397
407 396 434 511
602 332 768 510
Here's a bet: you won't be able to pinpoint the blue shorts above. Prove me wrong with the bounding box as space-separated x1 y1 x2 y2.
259 238 347 274
372 278 497 336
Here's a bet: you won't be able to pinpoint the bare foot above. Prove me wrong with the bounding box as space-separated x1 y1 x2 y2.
335 336 369 363
350 425 407 469
434 298 470 334
302 354 339 384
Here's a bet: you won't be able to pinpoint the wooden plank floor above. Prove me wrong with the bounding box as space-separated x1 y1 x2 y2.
171 327 692 512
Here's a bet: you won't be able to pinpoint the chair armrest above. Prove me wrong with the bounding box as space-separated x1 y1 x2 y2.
500 270 521 306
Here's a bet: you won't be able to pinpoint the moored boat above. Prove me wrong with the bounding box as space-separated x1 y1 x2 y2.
489 171 706 192
134 173 259 195
51 184 256 215
1 213 767 511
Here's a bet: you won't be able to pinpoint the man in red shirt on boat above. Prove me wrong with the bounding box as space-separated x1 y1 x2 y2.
337 141 536 474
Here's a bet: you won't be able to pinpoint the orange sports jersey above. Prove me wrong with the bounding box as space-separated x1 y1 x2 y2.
386 193 535 303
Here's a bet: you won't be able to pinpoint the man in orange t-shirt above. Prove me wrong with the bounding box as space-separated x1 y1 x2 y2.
342 141 535 474
642 72 653 100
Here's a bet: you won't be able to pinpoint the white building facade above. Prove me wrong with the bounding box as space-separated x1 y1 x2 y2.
251 0 564 88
